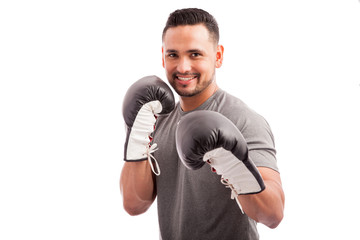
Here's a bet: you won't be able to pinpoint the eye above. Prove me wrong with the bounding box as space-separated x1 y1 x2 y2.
167 53 178 58
191 52 201 57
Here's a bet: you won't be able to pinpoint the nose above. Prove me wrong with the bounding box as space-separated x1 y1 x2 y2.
176 57 192 74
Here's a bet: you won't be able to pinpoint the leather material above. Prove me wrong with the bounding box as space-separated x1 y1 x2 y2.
123 75 175 161
175 110 265 194
123 75 175 128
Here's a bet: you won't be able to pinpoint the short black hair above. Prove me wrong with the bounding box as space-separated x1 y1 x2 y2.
162 8 219 44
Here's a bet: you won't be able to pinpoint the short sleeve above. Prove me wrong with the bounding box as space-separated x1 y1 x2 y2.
240 111 279 172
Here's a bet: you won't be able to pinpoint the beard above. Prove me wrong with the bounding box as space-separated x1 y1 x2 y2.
169 72 215 97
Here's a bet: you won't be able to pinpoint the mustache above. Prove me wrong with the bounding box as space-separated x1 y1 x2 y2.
172 72 200 79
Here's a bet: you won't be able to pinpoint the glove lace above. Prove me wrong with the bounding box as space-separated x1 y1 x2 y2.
221 178 244 214
147 143 160 176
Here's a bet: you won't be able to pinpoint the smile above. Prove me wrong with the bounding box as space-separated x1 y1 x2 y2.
177 76 197 81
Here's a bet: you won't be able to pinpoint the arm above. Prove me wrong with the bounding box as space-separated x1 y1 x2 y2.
237 167 285 228
120 161 156 216
175 110 284 228
120 75 175 216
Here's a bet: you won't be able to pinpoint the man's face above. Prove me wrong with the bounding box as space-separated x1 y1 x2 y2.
162 24 223 97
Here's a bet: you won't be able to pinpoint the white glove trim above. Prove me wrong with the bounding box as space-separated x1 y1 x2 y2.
126 100 162 160
203 147 263 212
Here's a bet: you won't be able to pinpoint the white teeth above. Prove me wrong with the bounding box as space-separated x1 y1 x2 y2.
177 76 195 81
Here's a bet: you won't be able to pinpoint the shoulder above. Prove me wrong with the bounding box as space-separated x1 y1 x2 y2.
211 89 278 170
212 90 270 131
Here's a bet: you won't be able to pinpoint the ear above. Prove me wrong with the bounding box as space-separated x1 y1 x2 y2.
162 46 165 68
215 45 224 68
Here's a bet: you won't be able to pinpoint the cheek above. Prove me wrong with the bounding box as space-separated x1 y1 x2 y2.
196 60 214 76
164 60 175 72
164 62 176 80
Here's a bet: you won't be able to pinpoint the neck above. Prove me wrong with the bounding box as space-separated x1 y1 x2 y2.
180 83 219 112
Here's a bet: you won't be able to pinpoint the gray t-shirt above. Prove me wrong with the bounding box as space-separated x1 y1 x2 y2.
152 89 278 240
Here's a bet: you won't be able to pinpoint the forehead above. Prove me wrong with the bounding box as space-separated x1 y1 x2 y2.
162 24 214 50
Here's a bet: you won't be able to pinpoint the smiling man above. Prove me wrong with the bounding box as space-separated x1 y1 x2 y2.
120 8 285 240
162 24 220 97
162 16 223 112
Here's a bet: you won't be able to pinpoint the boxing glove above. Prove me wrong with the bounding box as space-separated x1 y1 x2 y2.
123 75 175 172
175 110 265 197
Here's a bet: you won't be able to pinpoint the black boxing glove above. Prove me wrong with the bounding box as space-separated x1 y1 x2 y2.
123 75 175 174
175 110 265 210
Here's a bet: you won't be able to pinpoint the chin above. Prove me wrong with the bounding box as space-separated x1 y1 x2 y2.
174 85 206 97
177 91 199 97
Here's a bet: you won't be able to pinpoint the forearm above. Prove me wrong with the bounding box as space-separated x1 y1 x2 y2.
237 168 285 228
120 161 156 216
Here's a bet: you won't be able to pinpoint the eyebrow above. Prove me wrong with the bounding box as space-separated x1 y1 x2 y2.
165 49 205 54
165 49 177 54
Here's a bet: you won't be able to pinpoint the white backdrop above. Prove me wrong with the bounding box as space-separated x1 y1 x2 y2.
1 0 359 239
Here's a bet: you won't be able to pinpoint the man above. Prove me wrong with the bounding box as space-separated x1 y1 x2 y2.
120 8 285 239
